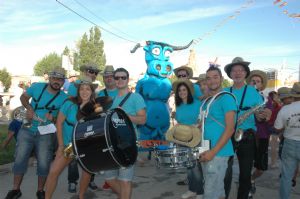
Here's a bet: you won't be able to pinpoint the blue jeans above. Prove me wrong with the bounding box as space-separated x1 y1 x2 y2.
13 127 54 176
280 139 300 199
187 162 204 195
202 156 229 199
105 165 135 181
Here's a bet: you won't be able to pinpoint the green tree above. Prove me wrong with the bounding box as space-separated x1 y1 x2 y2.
62 46 70 56
74 26 106 72
222 78 232 88
34 52 62 76
0 68 12 92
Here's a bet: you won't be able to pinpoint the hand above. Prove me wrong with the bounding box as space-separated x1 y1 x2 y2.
45 113 54 122
26 108 34 120
199 150 215 162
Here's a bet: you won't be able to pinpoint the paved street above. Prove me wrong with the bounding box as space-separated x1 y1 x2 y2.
0 152 299 199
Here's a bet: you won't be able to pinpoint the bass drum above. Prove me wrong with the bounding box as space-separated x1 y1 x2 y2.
72 108 137 174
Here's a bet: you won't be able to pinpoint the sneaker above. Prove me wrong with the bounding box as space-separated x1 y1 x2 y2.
5 190 22 199
88 181 98 190
196 195 203 199
36 190 45 199
68 183 77 193
181 191 196 199
102 181 111 191
177 178 188 185
250 181 256 194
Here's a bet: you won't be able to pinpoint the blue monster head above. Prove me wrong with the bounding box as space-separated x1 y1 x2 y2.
131 40 194 79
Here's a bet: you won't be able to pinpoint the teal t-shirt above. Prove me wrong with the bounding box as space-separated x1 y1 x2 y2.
26 82 68 133
175 99 201 125
60 100 78 146
110 92 146 129
201 92 237 156
224 85 263 131
193 84 203 99
98 88 118 99
67 80 80 97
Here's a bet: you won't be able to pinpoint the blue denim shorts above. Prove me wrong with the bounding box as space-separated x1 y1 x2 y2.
104 165 135 181
202 156 229 199
13 127 54 176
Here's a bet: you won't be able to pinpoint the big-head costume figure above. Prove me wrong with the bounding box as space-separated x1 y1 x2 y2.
131 40 193 140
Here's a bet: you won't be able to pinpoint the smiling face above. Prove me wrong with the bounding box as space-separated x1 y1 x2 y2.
178 84 188 101
230 65 247 84
114 71 129 90
177 69 189 80
206 70 223 92
49 76 65 91
79 84 93 103
103 74 116 89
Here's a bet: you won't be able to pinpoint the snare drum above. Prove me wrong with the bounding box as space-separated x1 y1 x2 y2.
73 108 137 174
154 145 196 169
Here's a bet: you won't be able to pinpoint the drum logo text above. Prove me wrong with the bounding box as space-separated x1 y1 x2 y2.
84 131 95 138
112 117 126 128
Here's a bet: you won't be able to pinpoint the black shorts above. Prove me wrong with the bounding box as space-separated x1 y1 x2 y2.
254 138 269 171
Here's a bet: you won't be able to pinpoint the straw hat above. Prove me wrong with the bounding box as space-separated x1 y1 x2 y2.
277 87 292 100
191 73 206 82
224 57 251 78
79 63 101 73
174 65 193 78
166 124 201 147
75 76 98 90
100 65 114 76
172 79 194 95
291 82 300 98
246 70 268 91
48 67 66 79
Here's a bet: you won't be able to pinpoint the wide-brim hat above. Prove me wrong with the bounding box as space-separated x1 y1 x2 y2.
291 82 300 97
174 65 193 78
191 73 206 82
48 67 66 79
277 87 292 99
80 63 100 73
224 57 251 79
68 70 80 78
75 76 98 90
166 124 201 147
246 70 268 91
100 65 114 76
172 79 194 95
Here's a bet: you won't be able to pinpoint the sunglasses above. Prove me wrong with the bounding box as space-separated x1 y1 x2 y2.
114 76 127 80
87 69 99 75
178 74 187 78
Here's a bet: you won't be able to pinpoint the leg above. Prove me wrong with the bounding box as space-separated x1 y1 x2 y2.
78 170 91 199
35 133 54 191
280 139 298 198
224 156 233 199
270 135 279 167
119 181 132 199
236 136 256 199
105 169 121 196
68 160 79 184
188 163 204 195
45 154 71 199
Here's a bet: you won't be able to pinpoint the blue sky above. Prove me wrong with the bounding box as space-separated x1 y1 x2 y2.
0 0 299 78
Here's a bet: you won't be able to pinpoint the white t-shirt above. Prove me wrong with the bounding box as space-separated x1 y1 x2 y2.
274 101 300 141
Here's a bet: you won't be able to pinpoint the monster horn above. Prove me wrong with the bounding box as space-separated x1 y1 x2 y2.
168 40 194 51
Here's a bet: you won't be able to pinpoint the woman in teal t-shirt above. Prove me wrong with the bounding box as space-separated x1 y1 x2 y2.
45 77 98 199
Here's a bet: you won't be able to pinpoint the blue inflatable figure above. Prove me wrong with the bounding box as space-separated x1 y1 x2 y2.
131 40 193 141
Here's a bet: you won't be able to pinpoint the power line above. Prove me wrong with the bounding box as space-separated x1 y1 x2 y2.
56 0 138 44
72 0 139 41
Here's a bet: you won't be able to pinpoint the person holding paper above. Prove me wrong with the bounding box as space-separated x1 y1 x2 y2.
45 76 98 199
5 68 68 199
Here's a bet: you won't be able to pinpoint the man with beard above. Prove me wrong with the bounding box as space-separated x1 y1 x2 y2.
5 68 68 199
199 66 237 199
224 57 263 199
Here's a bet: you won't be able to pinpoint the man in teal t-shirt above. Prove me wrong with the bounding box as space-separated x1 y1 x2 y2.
5 68 67 199
98 65 118 99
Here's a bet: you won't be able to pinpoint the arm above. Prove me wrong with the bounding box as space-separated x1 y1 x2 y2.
200 110 235 162
128 109 146 125
20 92 34 119
55 111 66 155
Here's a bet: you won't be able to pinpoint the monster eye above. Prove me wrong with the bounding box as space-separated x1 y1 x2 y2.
156 65 161 71
152 48 160 56
164 50 171 57
166 65 171 72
